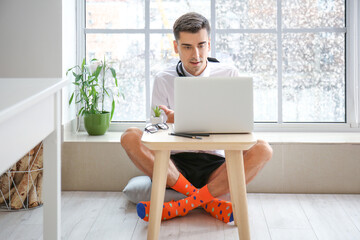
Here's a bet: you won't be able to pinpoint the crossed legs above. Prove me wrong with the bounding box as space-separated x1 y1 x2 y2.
121 127 272 221
120 127 180 187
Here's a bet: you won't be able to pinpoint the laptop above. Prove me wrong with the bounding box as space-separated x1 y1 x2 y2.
174 76 253 134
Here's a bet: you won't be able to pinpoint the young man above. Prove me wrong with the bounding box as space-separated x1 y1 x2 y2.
121 12 272 223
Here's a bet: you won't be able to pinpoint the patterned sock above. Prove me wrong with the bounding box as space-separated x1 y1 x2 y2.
171 173 233 223
137 185 214 221
203 199 233 223
171 173 197 196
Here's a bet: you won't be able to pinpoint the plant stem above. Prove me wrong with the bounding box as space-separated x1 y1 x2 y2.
102 61 105 113
82 71 88 112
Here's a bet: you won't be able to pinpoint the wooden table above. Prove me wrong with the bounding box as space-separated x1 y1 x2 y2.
0 78 67 240
141 127 257 240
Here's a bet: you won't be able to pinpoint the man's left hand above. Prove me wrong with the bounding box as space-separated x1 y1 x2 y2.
159 105 174 123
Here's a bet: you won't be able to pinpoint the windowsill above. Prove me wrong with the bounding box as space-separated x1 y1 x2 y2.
63 130 360 144
253 132 360 144
64 131 124 143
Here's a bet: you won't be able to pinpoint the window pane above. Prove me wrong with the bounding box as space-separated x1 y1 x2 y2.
216 33 278 122
150 0 210 29
86 34 146 121
86 0 145 29
216 0 277 29
282 32 345 122
150 34 178 91
282 0 345 28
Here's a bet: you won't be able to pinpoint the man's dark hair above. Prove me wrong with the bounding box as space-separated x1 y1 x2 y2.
173 12 210 41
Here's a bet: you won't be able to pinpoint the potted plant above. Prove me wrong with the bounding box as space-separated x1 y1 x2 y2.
151 106 164 125
66 58 123 135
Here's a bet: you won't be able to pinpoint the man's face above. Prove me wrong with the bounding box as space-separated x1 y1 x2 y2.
173 28 210 76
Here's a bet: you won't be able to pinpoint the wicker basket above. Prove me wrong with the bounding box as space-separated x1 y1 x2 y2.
0 142 43 211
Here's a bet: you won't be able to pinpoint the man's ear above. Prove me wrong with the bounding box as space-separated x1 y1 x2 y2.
208 38 211 52
173 40 179 54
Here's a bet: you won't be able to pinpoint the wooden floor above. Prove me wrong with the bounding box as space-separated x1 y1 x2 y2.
0 192 359 240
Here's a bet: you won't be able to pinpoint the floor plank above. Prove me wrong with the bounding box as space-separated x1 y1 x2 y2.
247 194 271 240
335 194 360 231
261 194 313 229
0 211 28 239
298 194 360 240
61 191 109 240
269 228 318 240
260 194 318 240
84 192 138 240
0 192 359 240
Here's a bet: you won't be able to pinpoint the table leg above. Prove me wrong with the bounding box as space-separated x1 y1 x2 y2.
147 150 171 240
43 92 61 240
225 150 251 240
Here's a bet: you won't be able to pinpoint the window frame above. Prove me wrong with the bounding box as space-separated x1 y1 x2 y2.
76 0 360 132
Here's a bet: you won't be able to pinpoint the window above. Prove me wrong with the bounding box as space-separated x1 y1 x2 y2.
80 0 359 130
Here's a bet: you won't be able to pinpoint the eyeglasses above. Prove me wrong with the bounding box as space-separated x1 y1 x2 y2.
144 123 169 133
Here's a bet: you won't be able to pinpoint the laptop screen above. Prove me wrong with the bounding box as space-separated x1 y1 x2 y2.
174 76 254 133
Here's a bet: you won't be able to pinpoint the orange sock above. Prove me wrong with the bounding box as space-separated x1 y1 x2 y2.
137 185 214 221
171 173 198 196
171 173 233 223
203 199 233 223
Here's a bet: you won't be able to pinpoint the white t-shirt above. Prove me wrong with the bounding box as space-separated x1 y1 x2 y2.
151 60 239 157
152 61 239 112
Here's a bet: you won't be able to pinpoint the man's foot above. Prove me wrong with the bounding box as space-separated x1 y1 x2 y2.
171 173 233 223
203 199 233 223
137 185 214 222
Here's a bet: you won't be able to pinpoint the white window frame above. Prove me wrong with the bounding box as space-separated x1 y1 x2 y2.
76 0 360 132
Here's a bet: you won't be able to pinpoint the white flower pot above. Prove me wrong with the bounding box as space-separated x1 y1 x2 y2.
150 116 163 125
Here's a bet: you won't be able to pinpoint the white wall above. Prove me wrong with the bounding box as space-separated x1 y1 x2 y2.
0 0 76 124
61 141 360 193
0 0 62 77
62 0 77 124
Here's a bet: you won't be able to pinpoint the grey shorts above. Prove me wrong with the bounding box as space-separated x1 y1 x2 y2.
170 152 225 188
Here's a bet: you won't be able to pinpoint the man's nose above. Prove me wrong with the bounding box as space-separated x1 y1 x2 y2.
192 47 200 59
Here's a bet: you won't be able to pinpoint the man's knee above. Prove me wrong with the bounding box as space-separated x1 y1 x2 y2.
120 127 143 149
254 139 273 162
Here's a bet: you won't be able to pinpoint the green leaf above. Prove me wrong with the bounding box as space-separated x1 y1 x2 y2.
75 74 82 82
109 67 118 86
78 107 84 116
90 86 96 96
69 92 74 105
93 65 102 78
110 99 115 121
121 92 125 100
81 58 86 72
75 93 80 103
66 66 75 76
152 106 162 117
80 88 89 102
104 88 110 97
110 67 116 77
88 77 96 84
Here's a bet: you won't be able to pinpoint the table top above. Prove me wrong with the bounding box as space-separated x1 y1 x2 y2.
141 125 257 151
0 78 67 124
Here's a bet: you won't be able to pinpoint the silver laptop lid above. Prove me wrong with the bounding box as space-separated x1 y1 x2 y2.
174 76 253 134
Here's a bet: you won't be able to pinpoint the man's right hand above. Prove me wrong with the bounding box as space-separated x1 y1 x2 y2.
159 105 174 123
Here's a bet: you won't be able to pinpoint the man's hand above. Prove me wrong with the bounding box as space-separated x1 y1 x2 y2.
159 105 174 123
